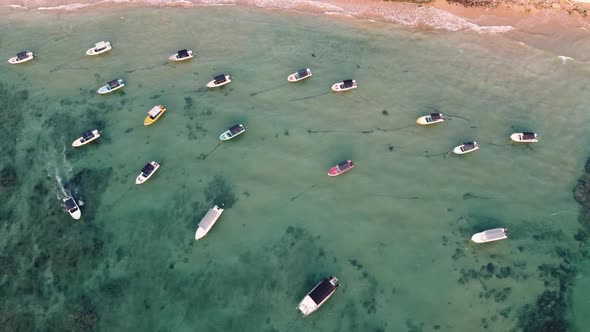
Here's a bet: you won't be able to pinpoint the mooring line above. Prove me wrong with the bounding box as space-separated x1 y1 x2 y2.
200 142 223 160
284 315 301 332
290 184 320 202
289 91 330 101
306 129 374 134
250 83 288 96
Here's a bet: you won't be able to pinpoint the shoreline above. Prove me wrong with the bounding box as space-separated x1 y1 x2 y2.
1 0 590 33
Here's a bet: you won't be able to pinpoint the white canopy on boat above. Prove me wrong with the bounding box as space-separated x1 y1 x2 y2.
198 206 223 232
148 105 162 118
95 41 107 49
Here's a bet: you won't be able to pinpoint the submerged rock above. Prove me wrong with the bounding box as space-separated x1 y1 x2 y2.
0 165 17 187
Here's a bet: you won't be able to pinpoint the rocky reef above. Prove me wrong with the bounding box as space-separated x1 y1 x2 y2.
515 157 590 331
444 0 588 16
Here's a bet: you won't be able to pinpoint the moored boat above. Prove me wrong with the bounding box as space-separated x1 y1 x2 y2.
143 105 167 126
63 196 81 220
510 132 538 143
169 49 193 62
328 160 354 177
297 276 340 317
471 228 508 243
195 205 225 240
453 141 479 155
135 161 160 184
417 112 445 125
8 51 34 64
288 68 312 82
219 124 246 141
97 79 125 95
331 79 357 92
86 41 112 56
206 74 231 88
72 129 100 147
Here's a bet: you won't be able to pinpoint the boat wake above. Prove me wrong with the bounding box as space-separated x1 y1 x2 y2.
2 0 514 33
46 143 75 202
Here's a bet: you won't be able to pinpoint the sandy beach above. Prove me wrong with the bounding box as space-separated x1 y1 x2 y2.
1 0 590 32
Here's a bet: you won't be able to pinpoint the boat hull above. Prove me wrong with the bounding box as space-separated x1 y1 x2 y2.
288 70 312 82
453 143 479 155
143 105 167 126
206 75 231 88
195 205 225 240
8 52 34 64
328 160 354 176
86 43 112 56
169 51 193 61
416 116 444 125
510 133 538 143
63 197 81 220
219 126 246 141
72 130 100 147
331 81 357 92
297 276 339 317
135 162 160 185
97 80 125 95
471 228 508 243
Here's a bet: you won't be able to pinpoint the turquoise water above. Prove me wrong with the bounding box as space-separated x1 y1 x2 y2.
1 6 589 332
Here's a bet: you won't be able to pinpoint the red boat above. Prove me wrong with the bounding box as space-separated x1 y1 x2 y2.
328 160 354 177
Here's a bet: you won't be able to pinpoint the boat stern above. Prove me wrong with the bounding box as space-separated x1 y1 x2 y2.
297 297 317 317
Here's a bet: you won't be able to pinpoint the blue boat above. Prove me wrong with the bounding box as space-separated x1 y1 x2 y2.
97 79 125 94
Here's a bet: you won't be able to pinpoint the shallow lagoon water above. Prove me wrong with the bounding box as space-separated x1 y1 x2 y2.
1 6 589 332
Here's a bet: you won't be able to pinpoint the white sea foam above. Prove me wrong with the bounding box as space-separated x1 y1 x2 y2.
380 6 513 33
4 0 514 33
558 55 574 64
3 4 27 9
38 3 94 10
61 144 73 174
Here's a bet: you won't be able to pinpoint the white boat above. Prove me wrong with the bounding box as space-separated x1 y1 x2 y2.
63 196 81 220
169 49 193 62
97 79 125 95
86 41 112 56
135 161 160 184
417 112 445 125
206 74 231 88
8 51 34 64
219 124 246 141
288 68 312 82
297 276 340 317
72 129 100 147
331 79 357 92
510 132 538 143
471 228 508 243
195 205 225 240
453 141 479 155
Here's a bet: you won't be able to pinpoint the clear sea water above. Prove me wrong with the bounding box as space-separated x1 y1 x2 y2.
1 5 589 332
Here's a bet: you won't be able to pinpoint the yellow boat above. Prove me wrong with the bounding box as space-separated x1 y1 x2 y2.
143 105 166 126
